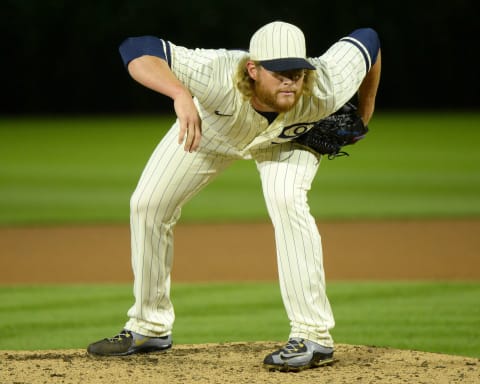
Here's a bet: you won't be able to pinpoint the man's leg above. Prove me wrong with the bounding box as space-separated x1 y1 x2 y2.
255 144 335 370
88 126 233 355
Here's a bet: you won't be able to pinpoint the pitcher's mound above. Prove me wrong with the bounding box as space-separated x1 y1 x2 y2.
2 342 478 384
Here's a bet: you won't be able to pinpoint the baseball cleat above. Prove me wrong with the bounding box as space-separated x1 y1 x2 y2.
87 329 172 356
263 338 334 372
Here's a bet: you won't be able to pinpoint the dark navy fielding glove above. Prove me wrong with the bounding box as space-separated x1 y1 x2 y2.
294 102 368 159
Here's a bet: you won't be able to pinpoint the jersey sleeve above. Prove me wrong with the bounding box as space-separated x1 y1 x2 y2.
118 36 222 101
340 28 380 72
119 36 172 67
310 28 380 112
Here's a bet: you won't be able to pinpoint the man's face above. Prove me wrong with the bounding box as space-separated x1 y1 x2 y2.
248 63 305 113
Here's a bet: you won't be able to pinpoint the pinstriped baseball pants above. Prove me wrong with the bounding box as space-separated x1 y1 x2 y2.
125 127 334 347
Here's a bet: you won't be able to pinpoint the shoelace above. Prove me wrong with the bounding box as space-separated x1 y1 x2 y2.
107 330 131 342
282 339 304 354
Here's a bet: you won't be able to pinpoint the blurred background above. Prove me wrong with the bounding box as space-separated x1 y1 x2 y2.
1 0 478 115
1 0 479 225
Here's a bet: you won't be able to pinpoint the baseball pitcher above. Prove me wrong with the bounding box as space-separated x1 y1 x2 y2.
87 21 381 372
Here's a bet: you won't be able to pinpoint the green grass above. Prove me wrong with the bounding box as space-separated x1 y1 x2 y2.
1 114 479 359
1 112 480 225
1 282 479 358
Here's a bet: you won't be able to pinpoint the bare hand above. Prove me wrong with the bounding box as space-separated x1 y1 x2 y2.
174 92 202 152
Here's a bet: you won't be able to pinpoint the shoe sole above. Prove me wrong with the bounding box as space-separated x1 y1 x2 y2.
263 356 336 372
87 344 172 357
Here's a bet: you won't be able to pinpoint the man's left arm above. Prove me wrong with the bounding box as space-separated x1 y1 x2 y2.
337 28 381 125
357 49 381 125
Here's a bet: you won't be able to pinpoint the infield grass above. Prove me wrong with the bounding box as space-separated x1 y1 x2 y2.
1 282 479 358
1 112 480 225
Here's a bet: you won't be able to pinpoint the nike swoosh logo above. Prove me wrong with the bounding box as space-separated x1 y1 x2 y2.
279 352 306 361
214 110 233 117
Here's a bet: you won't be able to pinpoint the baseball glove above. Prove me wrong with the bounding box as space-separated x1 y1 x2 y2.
294 102 368 159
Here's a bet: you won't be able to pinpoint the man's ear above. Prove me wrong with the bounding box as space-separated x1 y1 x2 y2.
246 61 258 80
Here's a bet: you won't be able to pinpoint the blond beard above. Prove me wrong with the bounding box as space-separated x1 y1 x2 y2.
253 82 302 113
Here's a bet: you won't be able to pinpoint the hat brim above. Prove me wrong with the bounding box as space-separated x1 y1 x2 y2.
260 58 315 72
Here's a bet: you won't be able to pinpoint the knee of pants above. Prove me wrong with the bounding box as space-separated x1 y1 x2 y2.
264 183 308 215
129 187 180 224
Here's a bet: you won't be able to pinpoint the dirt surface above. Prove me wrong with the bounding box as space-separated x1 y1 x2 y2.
1 343 478 384
1 219 479 383
1 219 480 283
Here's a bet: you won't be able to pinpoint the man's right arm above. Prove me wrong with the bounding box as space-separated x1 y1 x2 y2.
119 37 202 152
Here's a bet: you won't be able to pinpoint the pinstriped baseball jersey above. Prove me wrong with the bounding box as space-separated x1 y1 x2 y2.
116 25 380 351
167 38 369 157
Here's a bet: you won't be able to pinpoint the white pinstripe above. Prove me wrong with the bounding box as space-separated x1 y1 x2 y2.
124 35 371 345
